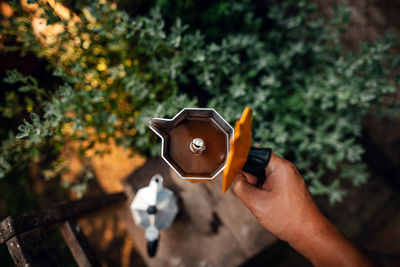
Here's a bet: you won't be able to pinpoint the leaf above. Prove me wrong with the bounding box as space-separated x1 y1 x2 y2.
18 85 33 93
3 69 25 84
16 132 29 139
329 189 346 205
30 112 40 122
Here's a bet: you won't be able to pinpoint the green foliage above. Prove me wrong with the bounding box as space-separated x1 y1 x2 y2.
157 0 400 204
0 0 399 204
1 1 198 184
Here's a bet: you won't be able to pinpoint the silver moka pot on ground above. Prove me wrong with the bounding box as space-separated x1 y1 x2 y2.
130 174 178 257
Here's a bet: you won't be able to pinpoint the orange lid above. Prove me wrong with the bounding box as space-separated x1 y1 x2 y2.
222 107 253 193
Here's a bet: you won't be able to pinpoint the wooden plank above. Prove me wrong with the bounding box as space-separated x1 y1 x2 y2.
6 227 62 267
202 174 276 257
60 219 101 267
121 157 276 267
0 192 126 244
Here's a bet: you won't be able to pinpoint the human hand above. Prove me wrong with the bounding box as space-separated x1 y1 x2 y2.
233 153 374 267
233 153 322 245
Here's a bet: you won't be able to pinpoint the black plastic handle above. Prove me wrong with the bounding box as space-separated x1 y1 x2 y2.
147 238 159 257
242 147 272 187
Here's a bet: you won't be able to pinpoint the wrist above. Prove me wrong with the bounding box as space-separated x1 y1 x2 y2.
288 210 332 251
287 208 344 266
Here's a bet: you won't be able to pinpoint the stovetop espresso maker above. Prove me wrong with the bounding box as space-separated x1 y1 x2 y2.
149 107 272 192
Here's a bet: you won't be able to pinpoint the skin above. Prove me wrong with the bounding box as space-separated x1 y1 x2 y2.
233 153 374 267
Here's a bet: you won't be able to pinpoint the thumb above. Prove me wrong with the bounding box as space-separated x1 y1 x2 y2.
233 175 265 209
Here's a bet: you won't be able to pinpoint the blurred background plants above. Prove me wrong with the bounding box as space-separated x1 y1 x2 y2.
0 0 399 208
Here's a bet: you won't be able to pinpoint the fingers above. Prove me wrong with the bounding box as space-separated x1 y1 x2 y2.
265 153 282 176
234 153 286 209
241 171 258 185
242 153 283 186
233 174 265 208
242 153 283 190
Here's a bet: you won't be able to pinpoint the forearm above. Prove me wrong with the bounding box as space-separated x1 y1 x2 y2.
235 155 374 266
289 214 374 267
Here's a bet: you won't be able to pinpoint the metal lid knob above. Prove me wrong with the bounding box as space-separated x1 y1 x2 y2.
189 138 206 154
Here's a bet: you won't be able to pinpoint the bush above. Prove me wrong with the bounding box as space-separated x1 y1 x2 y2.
158 0 400 203
1 0 399 203
1 1 199 189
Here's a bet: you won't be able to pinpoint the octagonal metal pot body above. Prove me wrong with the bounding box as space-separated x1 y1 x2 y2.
149 108 234 180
